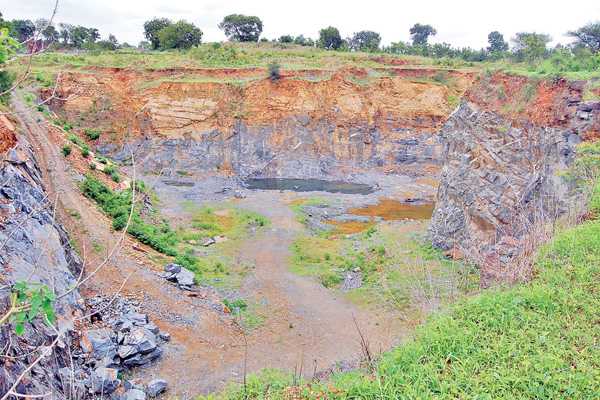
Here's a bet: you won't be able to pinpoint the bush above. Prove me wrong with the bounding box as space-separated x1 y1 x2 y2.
89 162 96 170
81 147 90 158
61 145 71 156
103 164 117 176
68 134 83 146
84 128 101 140
80 175 179 256
268 62 281 81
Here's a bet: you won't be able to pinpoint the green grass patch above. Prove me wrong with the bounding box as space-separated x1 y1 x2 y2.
290 225 477 309
288 197 330 225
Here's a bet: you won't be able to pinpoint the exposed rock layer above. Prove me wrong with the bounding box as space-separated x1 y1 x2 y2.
50 67 474 179
0 130 83 398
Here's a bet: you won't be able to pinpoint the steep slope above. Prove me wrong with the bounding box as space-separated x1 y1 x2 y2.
47 67 474 180
429 75 600 284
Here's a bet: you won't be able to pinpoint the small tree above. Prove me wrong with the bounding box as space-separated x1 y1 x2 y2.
294 35 314 47
409 23 437 46
10 19 35 42
144 18 172 49
349 30 381 52
318 26 342 50
512 32 551 62
568 22 600 53
487 31 508 54
218 14 263 42
278 35 293 43
67 25 99 48
157 20 202 49
108 34 118 46
58 23 72 45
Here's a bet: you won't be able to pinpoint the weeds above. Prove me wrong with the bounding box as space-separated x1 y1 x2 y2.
61 144 71 156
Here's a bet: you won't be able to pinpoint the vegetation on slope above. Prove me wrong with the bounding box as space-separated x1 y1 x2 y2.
80 175 267 286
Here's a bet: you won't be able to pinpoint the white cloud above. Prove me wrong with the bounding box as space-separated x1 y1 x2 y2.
2 0 599 47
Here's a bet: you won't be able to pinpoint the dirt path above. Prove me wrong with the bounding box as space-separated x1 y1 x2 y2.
13 96 405 397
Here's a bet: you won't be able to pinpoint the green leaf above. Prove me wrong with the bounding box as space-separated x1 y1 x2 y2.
15 322 25 336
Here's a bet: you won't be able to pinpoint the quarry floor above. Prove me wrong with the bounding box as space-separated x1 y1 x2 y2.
15 96 442 397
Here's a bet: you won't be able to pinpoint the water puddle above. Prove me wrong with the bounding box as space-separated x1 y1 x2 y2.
244 178 374 195
349 199 434 220
327 199 434 234
162 180 195 187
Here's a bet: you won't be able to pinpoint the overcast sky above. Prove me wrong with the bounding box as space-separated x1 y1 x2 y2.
2 0 599 48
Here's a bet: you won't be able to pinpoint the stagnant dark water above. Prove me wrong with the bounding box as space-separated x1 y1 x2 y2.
243 178 375 195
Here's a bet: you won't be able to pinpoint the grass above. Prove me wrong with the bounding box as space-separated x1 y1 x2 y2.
290 223 478 310
205 194 600 399
288 197 330 225
13 44 429 72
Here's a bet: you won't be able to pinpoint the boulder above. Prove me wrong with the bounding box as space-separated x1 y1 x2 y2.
146 379 168 397
341 272 362 291
158 332 171 342
123 312 148 326
89 367 120 394
123 327 157 354
123 388 147 400
164 263 181 274
118 345 138 359
80 329 116 359
122 347 163 367
202 237 216 247
174 268 195 288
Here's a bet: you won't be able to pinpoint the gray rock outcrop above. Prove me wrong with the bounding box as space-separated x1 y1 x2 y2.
146 379 168 397
429 97 599 285
0 137 83 398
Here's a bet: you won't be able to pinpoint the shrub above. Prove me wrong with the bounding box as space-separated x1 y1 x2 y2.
81 147 90 158
68 134 83 146
84 128 101 140
61 145 71 156
80 175 178 256
89 162 96 170
268 62 281 81
110 171 120 183
103 164 117 176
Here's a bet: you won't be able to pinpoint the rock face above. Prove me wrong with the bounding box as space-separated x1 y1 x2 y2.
49 67 475 181
0 134 83 398
429 78 600 285
0 129 168 398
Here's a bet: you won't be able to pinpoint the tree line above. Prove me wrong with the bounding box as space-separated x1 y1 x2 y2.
2 10 600 64
0 12 122 51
